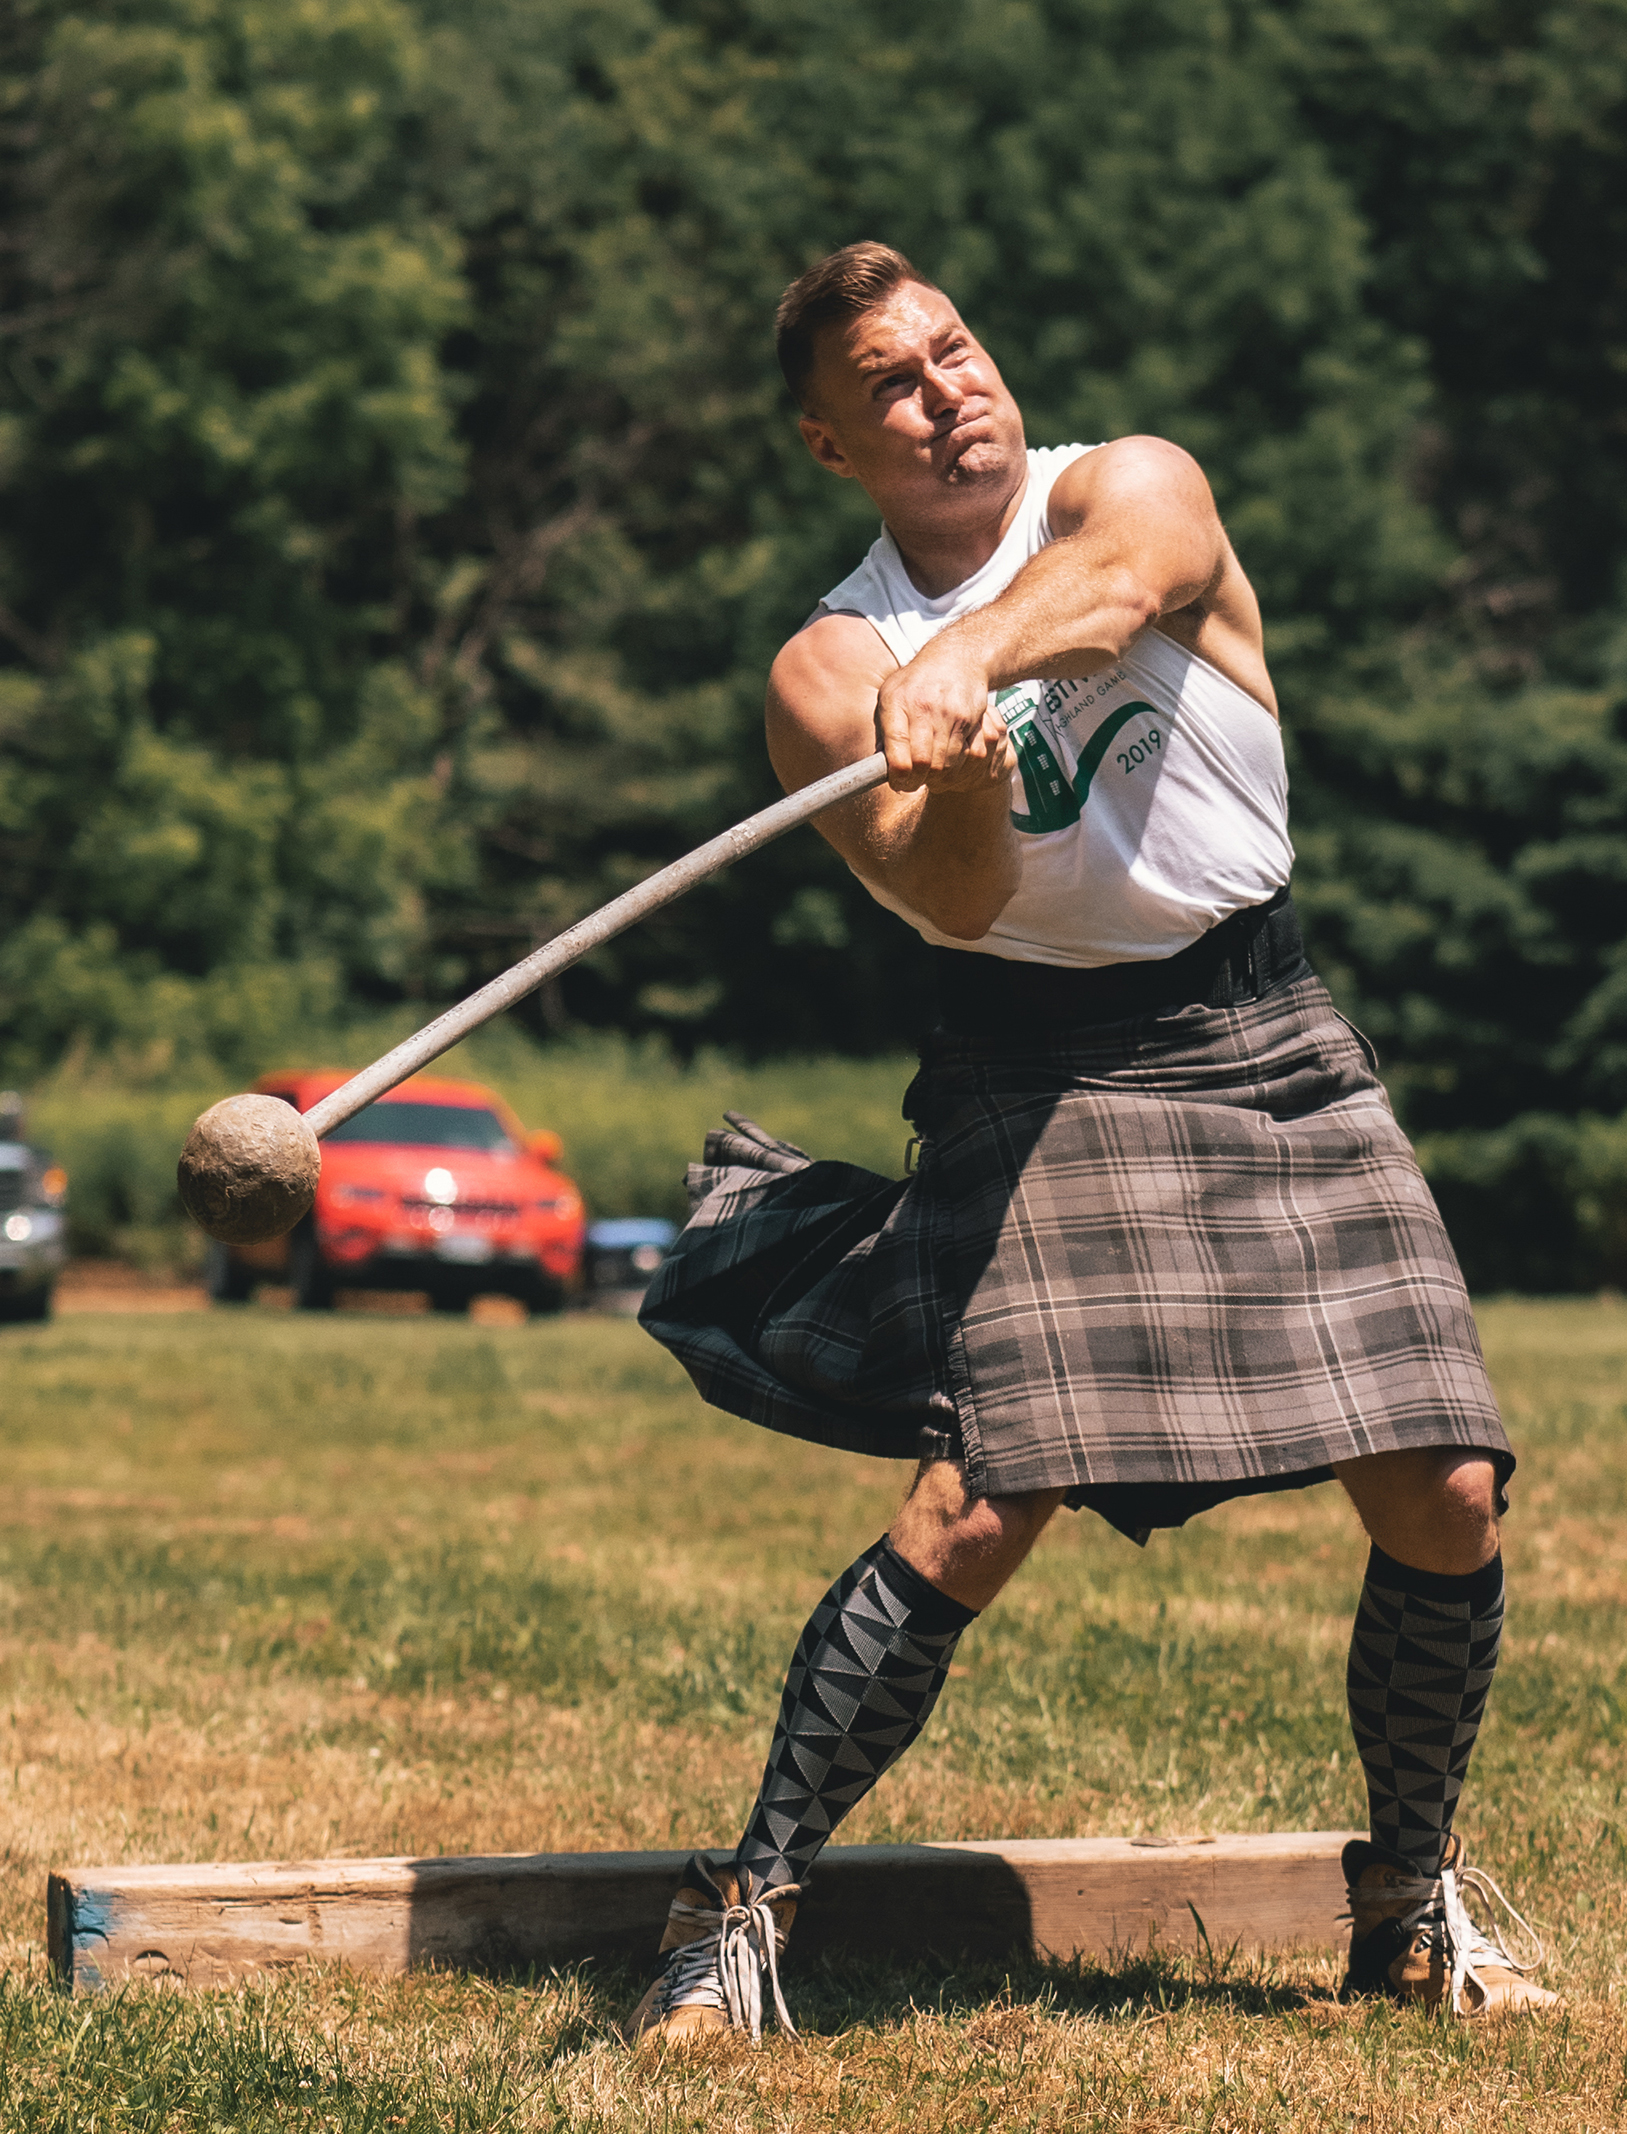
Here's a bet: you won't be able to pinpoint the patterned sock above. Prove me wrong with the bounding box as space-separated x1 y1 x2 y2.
1346 1544 1505 1875
734 1536 976 1895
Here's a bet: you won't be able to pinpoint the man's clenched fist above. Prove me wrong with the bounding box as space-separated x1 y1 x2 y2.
876 642 1015 794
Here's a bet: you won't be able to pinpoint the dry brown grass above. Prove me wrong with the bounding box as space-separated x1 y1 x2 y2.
0 1297 1622 2128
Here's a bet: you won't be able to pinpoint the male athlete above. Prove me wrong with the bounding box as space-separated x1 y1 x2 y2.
633 243 1552 2038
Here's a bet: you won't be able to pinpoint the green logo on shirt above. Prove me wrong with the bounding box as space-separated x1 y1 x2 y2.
998 688 1164 835
998 685 1080 832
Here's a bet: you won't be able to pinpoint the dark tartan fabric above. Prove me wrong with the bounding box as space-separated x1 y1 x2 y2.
638 975 1513 1543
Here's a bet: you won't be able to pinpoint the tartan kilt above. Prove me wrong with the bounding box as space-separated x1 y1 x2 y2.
638 975 1512 1543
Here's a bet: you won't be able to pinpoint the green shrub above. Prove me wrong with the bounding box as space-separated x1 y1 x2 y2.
1417 1113 1627 1293
24 1087 220 1271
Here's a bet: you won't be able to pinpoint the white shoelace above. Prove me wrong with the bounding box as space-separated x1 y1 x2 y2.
657 1891 799 2042
1347 1860 1545 2017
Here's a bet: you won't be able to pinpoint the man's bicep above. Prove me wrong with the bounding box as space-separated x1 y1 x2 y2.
1047 437 1225 609
765 612 908 871
765 612 894 776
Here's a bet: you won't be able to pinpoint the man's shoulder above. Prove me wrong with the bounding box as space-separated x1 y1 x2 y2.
1046 435 1209 533
765 607 896 790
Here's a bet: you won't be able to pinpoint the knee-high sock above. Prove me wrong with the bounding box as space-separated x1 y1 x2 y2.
1347 1544 1505 1875
734 1536 976 1895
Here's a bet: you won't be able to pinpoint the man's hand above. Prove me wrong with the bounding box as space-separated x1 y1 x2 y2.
876 641 1016 793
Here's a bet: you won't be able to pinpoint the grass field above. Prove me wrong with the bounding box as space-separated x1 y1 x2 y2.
0 1298 1624 2129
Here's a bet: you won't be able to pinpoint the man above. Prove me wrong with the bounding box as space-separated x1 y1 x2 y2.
633 242 1551 2039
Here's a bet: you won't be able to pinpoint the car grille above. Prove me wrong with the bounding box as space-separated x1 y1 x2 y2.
0 1175 25 1213
399 1198 522 1220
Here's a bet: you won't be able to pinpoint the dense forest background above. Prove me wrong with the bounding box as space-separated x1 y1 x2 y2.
3 0 1627 1283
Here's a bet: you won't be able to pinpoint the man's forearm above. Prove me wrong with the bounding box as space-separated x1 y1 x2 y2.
947 540 1163 690
869 438 1231 799
864 779 1019 942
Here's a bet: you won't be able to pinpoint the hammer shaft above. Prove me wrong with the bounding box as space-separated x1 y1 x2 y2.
303 751 890 1140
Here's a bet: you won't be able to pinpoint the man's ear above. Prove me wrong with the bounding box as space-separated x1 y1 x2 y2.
800 414 856 480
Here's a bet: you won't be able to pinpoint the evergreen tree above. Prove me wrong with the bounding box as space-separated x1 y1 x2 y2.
0 0 471 1077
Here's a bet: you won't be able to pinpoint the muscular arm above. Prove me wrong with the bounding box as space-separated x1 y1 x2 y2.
765 612 1020 941
762 436 1265 941
878 436 1274 785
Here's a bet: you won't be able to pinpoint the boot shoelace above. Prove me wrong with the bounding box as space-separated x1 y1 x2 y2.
1346 1861 1545 2016
658 1891 799 2042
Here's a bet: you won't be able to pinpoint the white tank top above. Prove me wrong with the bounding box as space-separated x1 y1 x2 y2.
819 444 1294 966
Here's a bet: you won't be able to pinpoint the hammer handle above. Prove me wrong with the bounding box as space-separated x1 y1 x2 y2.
302 751 890 1140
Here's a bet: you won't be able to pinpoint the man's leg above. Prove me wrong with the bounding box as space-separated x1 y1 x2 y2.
1334 1448 1551 2013
629 1463 1061 2039
1336 1448 1502 1876
734 1461 1065 1894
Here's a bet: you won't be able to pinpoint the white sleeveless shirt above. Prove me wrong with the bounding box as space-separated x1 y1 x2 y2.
819 444 1294 967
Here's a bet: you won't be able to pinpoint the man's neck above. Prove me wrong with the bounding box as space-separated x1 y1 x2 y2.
883 465 1030 599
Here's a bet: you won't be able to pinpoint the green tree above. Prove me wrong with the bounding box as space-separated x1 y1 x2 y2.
6 1 1627 1288
0 0 471 1078
1272 0 1627 1138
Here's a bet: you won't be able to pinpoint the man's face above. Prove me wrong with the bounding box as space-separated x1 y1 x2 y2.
798 283 1025 522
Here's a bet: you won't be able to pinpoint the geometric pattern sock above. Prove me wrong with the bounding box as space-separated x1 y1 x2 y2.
733 1536 977 1896
1346 1544 1505 1876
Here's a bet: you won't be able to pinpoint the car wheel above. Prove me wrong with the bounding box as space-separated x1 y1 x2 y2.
526 1278 565 1318
205 1240 256 1304
288 1224 336 1312
429 1288 469 1315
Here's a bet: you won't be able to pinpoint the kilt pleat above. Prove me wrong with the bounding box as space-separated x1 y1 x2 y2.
638 980 1512 1542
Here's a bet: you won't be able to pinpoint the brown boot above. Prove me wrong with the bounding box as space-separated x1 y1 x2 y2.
626 1854 800 2045
1340 1833 1557 2017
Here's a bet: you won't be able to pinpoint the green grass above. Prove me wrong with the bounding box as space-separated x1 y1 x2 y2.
23 1023 914 1267
0 1298 1623 2127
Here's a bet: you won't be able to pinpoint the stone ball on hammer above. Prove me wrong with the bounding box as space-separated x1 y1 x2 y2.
177 1094 321 1245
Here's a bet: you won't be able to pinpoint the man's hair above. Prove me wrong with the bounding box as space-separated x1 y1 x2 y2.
774 242 940 411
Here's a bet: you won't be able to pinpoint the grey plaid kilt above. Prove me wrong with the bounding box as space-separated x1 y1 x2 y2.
638 974 1512 1543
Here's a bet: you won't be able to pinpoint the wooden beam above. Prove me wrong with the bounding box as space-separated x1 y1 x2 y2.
48 1832 1358 1993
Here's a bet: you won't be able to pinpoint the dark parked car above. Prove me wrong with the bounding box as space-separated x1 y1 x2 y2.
0 1094 67 1323
583 1217 677 1310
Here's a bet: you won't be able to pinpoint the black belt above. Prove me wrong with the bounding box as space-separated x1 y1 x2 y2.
931 885 1309 1035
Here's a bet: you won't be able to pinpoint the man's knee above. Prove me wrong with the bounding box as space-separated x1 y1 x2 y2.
1431 1453 1499 1530
904 1459 1058 1547
1336 1448 1500 1574
890 1460 1063 1608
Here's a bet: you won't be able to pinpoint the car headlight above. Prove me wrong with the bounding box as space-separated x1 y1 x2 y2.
3 1213 32 1243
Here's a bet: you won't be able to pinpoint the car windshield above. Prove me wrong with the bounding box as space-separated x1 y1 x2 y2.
322 1102 514 1153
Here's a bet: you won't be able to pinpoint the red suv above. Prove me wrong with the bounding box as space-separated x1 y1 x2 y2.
208 1071 586 1315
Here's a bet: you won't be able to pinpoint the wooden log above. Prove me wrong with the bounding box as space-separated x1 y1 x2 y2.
48 1832 1358 1993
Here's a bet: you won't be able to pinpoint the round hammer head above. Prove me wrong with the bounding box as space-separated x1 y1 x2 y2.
177 1094 321 1245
